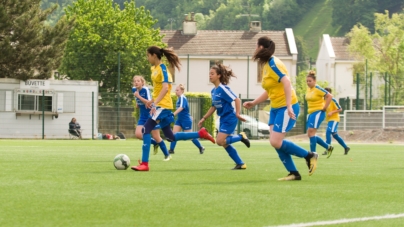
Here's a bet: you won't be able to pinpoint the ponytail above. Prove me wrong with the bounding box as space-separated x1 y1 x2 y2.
253 36 275 64
211 63 236 85
147 46 181 71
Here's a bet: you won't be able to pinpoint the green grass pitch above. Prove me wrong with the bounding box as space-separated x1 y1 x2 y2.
1 140 404 227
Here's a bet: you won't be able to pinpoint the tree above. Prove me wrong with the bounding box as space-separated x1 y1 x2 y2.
347 11 404 105
0 0 73 80
60 0 164 94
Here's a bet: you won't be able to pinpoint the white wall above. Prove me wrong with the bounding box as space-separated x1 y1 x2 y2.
0 79 98 139
173 56 296 99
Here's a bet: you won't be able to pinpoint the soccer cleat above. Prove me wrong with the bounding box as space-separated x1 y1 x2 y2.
278 173 302 181
198 127 215 144
131 161 149 171
199 147 205 154
232 163 247 170
163 155 172 161
322 150 327 155
307 153 318 176
326 145 334 158
169 149 175 154
239 132 250 148
344 147 350 155
153 144 159 155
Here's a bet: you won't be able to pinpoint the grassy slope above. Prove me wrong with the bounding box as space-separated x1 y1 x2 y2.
293 0 344 59
1 140 404 226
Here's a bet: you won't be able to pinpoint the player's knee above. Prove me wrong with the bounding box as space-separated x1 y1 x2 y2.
270 138 282 149
332 133 338 138
216 138 226 146
135 132 143 140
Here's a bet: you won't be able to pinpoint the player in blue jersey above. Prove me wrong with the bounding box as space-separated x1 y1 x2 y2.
243 36 318 181
198 63 250 170
131 46 215 171
322 87 350 157
169 84 205 154
132 75 171 161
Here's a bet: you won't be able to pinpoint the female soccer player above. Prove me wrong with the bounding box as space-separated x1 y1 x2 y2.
169 84 205 154
305 71 334 155
198 63 250 170
322 87 350 157
243 36 318 181
131 46 215 171
132 75 171 161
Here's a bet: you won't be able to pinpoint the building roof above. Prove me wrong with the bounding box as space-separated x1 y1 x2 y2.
329 37 355 60
160 30 292 56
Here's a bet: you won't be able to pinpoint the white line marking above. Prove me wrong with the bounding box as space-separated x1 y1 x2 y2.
266 213 404 227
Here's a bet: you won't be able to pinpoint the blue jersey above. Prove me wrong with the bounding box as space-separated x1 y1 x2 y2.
132 87 152 120
176 94 191 121
211 84 237 118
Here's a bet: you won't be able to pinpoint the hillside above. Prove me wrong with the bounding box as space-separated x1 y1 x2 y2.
293 0 344 59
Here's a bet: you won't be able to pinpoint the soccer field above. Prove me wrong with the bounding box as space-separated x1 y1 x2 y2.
1 140 404 227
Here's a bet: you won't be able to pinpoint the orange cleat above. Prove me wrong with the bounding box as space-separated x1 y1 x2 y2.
198 127 215 144
131 160 149 171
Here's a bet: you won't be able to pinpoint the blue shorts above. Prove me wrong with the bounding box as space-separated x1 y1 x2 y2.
151 107 174 128
307 110 325 129
269 103 300 133
175 119 192 130
218 115 237 134
138 117 161 130
327 121 339 133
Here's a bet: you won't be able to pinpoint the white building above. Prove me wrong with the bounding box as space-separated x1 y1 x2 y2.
161 19 298 99
0 78 98 139
316 35 384 104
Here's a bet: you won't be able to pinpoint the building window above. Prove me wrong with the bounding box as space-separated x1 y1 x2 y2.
168 64 175 82
17 94 53 112
257 62 264 83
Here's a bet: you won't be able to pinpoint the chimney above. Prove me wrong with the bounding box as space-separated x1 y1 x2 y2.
183 12 197 35
249 21 261 32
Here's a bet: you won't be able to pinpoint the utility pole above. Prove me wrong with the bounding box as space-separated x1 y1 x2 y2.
167 18 176 30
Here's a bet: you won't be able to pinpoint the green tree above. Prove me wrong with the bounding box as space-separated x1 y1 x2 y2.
60 0 164 94
0 0 73 80
347 11 404 105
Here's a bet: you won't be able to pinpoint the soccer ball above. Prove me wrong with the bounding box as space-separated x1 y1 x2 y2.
113 154 130 170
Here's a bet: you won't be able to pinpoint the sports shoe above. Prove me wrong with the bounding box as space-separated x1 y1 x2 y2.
344 147 350 155
198 127 215 144
322 150 327 155
326 145 334 158
232 163 247 170
169 149 175 154
163 155 171 161
131 160 149 171
307 153 318 176
239 132 250 148
278 173 302 181
153 144 159 155
199 147 205 154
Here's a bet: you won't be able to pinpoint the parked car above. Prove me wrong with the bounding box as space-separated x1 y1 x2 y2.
215 114 269 139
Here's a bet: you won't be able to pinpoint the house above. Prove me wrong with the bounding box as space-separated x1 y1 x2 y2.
160 16 298 99
315 34 383 108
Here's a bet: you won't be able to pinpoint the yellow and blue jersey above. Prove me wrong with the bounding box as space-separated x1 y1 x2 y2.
305 85 328 114
261 56 298 109
151 63 173 109
326 98 341 122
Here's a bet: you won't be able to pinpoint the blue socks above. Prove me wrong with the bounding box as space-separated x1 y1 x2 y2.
170 141 177 151
279 140 309 158
275 149 297 172
309 136 317 152
326 130 332 144
224 145 243 165
174 132 199 141
159 141 169 156
142 133 151 162
316 136 329 149
192 139 202 148
151 138 157 146
225 135 242 145
332 133 348 149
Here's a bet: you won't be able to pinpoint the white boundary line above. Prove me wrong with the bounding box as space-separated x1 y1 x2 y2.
266 213 404 227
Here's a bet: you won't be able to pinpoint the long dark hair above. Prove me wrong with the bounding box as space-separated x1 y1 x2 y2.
211 63 236 85
252 36 275 64
147 46 181 71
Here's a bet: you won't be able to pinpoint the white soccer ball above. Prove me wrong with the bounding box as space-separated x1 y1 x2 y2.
113 154 130 170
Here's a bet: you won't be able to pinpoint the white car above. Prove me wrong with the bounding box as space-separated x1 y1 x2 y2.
215 114 269 139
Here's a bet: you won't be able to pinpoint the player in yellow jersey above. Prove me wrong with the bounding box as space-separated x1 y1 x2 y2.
243 36 318 181
131 46 215 171
305 71 334 155
322 87 350 157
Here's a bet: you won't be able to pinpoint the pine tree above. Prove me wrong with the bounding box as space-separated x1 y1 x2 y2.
0 0 73 80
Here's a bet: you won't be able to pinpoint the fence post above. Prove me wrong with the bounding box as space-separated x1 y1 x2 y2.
356 73 359 110
303 99 307 133
238 94 241 134
369 72 372 110
187 54 190 92
247 55 249 99
388 74 391 105
365 59 368 110
384 72 387 105
42 90 45 139
117 52 121 134
92 91 94 140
